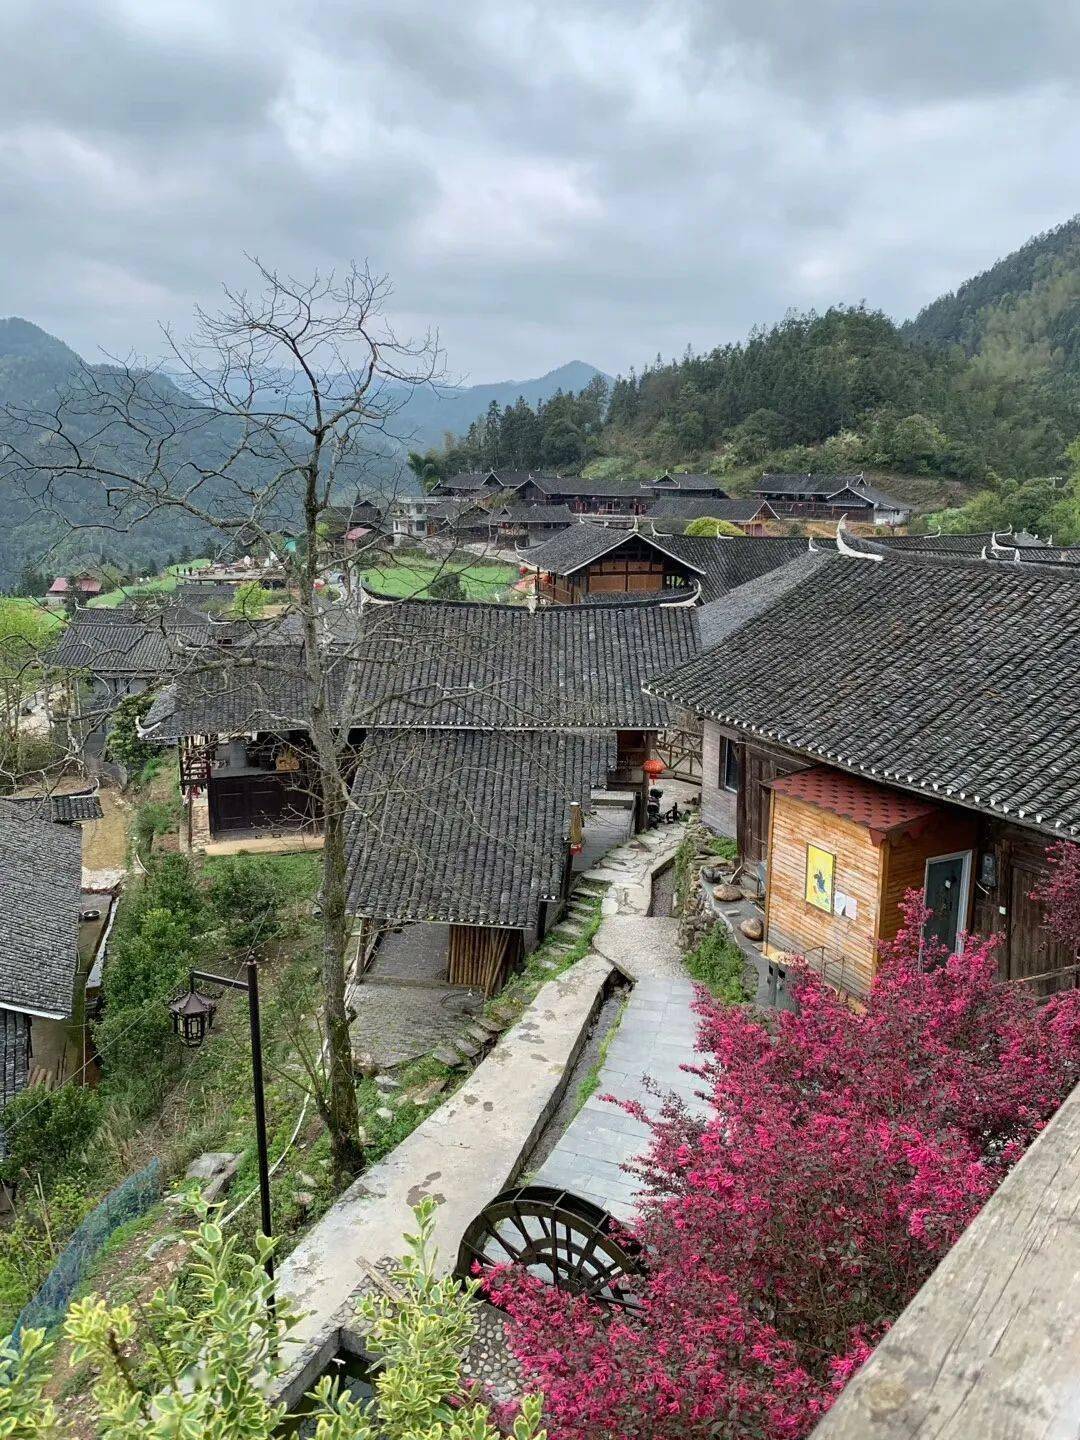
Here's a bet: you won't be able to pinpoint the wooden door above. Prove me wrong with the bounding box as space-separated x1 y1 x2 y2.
1008 861 1074 995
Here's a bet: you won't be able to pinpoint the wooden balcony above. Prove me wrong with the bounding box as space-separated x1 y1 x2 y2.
810 1078 1080 1439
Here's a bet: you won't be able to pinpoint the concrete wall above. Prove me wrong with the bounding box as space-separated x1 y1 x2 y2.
700 719 737 838
31 1016 71 1082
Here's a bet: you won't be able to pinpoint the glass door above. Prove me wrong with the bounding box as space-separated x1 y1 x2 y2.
923 851 972 953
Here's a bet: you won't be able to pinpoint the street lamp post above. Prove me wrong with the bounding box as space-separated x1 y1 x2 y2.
169 958 275 1290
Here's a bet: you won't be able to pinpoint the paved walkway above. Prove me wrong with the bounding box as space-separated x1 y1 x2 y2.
533 914 706 1222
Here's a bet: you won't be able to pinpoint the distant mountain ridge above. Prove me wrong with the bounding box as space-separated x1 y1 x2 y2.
387 360 611 449
0 319 609 586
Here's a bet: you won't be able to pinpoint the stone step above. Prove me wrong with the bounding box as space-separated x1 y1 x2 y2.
572 880 607 897
469 1014 505 1036
547 924 585 946
464 1021 497 1047
452 1035 481 1062
432 1044 466 1068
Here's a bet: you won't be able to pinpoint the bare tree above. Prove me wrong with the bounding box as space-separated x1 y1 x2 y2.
1 260 449 1180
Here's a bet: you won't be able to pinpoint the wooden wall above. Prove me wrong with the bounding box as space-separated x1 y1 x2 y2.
736 736 807 868
878 812 977 944
765 793 885 998
701 719 737 837
447 925 524 996
973 820 1076 994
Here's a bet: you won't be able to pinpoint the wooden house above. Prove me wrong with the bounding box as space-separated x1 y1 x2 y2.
762 768 977 998
520 524 810 606
343 730 613 993
143 595 698 851
755 473 909 526
646 545 1080 997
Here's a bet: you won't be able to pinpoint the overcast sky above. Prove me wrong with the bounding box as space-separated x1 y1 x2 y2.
4 0 1079 383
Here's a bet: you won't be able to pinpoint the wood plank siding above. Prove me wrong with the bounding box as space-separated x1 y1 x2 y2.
765 793 885 997
447 925 523 996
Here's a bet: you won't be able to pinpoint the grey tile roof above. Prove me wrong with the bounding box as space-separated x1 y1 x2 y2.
695 550 837 649
49 607 208 677
650 473 731 492
344 730 614 928
0 815 81 1017
0 792 103 825
648 496 778 523
520 524 639 574
756 473 906 510
435 471 531 493
492 504 576 526
529 475 653 498
647 552 1080 837
143 597 699 739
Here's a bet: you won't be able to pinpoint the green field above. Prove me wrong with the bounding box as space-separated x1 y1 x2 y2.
361 556 519 601
89 558 212 608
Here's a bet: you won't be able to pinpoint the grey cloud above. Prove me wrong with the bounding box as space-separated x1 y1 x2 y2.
1 0 1079 382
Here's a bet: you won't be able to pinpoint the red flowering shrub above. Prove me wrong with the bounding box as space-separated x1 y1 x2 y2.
486 895 1080 1439
1032 841 1080 957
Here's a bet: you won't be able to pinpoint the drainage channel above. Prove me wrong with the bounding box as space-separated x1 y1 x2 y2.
516 971 632 1179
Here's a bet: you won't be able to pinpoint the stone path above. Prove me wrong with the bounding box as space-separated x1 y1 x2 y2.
532 915 706 1222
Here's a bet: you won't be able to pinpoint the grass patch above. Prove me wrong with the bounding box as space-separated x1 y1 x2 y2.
575 995 628 1112
684 923 750 1003
354 1055 459 1168
362 556 517 601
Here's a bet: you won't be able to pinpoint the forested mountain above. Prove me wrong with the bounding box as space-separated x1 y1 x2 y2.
906 216 1080 375
437 306 1077 487
0 320 606 589
0 319 266 589
434 218 1080 509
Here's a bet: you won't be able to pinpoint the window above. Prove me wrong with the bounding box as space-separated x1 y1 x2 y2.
720 737 740 792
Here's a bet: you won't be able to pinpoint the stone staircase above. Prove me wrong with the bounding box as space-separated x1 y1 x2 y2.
429 876 606 1070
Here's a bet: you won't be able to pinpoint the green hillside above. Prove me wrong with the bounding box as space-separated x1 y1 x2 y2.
430 218 1080 537
905 216 1080 378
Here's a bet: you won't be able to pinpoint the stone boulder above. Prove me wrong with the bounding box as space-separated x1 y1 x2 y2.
184 1151 241 1203
713 883 743 902
739 916 764 942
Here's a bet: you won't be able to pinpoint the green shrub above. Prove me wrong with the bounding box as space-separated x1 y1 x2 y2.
0 1088 104 1190
96 855 205 1115
206 856 285 951
0 1182 93 1334
132 797 180 858
684 923 750 1003
104 692 159 772
428 570 464 601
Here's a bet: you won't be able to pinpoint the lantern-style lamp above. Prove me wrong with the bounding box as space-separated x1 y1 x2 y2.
568 800 584 857
169 983 217 1049
643 757 666 782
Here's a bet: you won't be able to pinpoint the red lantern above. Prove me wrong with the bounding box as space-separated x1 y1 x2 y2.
643 757 665 781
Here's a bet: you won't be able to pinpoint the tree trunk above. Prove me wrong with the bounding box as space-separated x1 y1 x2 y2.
301 458 364 1183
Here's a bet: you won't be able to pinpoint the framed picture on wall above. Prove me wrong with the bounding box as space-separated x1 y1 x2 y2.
805 844 835 913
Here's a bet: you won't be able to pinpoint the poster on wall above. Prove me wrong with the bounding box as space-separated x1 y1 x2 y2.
805 844 835 913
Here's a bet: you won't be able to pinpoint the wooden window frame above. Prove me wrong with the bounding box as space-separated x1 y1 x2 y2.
720 736 740 793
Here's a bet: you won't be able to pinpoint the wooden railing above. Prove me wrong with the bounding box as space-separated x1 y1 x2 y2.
810 1077 1080 1439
